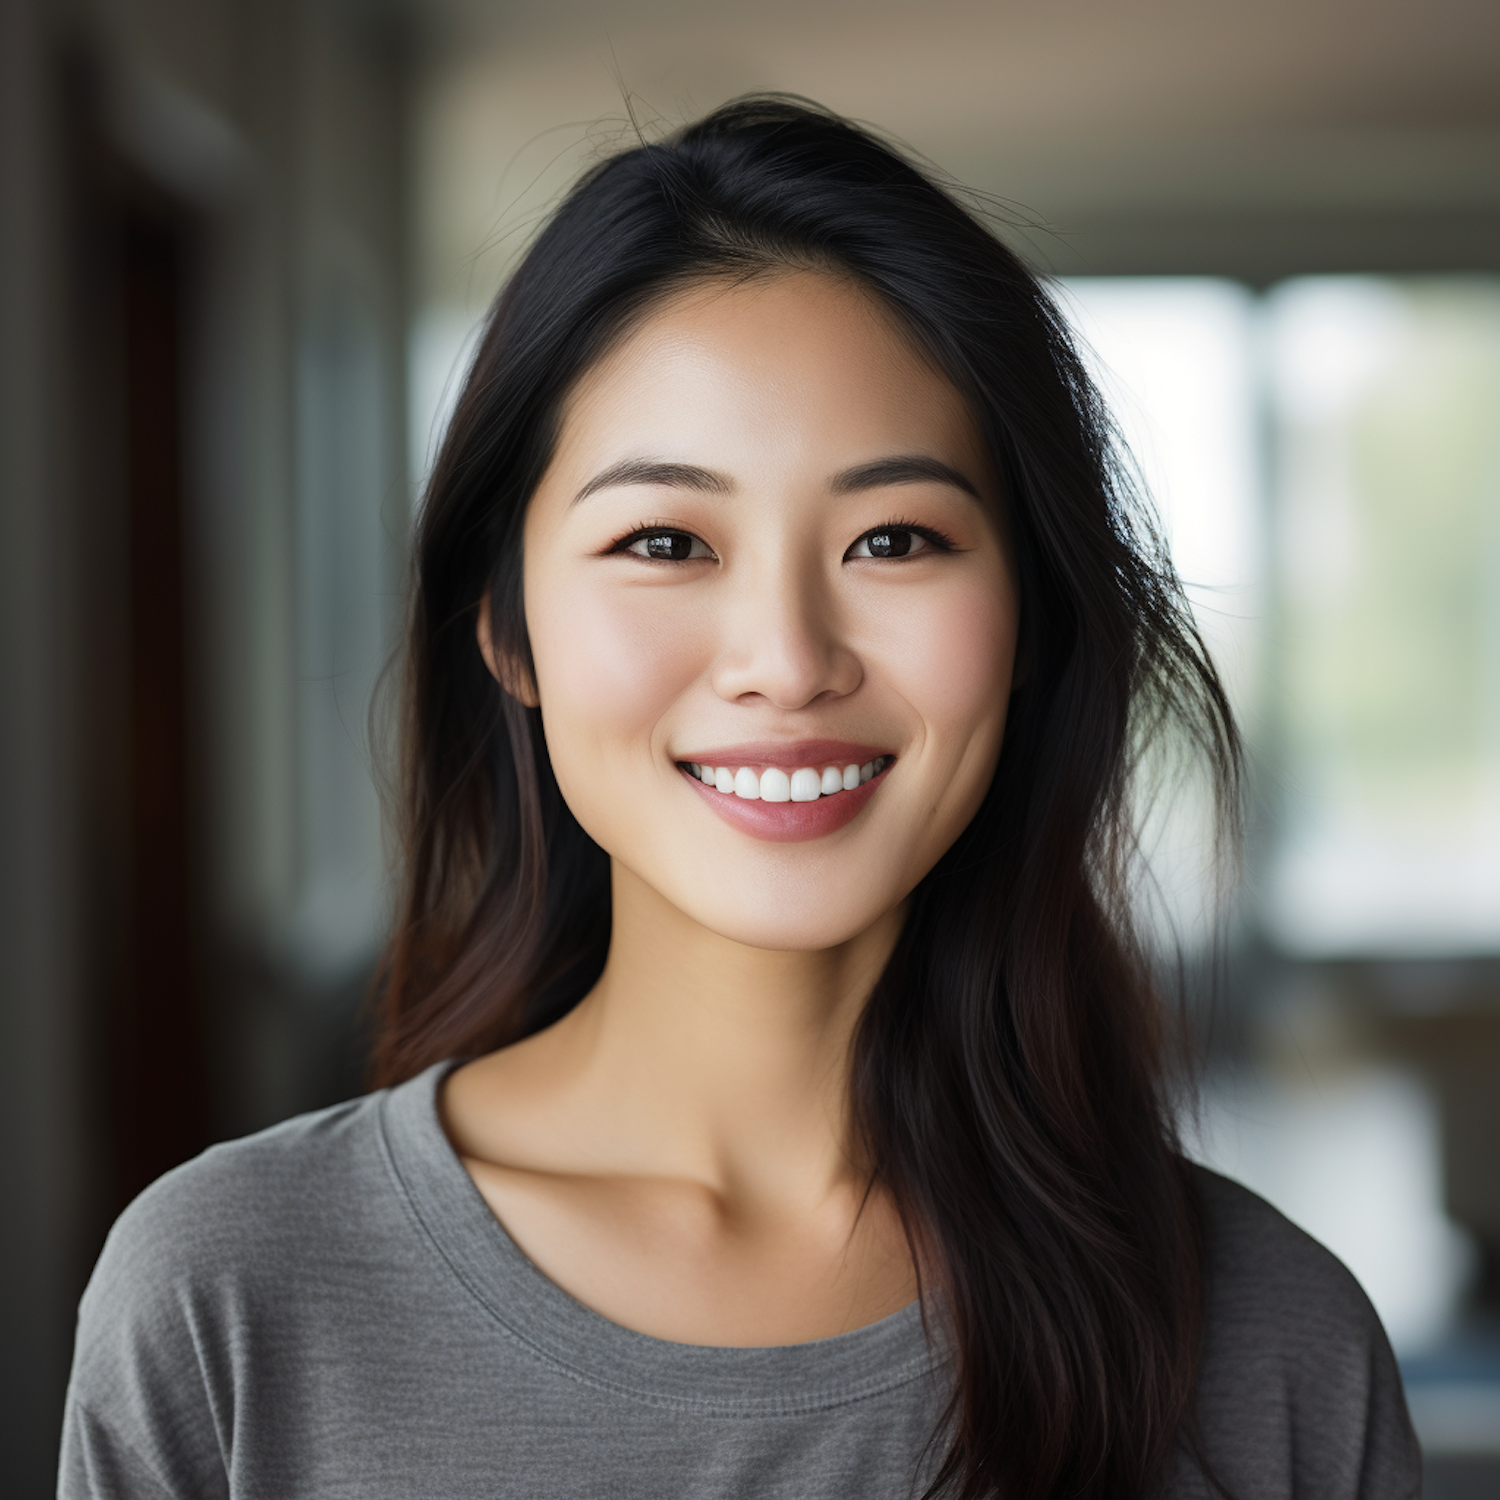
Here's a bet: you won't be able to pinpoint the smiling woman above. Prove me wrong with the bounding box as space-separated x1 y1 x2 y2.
60 99 1418 1500
488 272 1017 943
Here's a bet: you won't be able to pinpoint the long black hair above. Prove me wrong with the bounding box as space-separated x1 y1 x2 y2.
373 96 1240 1500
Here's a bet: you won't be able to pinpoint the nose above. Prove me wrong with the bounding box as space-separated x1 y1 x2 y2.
709 548 863 710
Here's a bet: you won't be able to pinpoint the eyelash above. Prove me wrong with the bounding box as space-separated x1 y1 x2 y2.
855 518 958 556
607 520 701 551
605 519 959 559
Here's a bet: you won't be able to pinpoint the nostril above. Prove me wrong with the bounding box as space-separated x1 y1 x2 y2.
708 625 862 710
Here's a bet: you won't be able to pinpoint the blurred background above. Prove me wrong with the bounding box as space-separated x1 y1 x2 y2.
3 0 1499 1492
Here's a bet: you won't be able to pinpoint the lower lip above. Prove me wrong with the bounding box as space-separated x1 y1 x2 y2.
680 763 891 843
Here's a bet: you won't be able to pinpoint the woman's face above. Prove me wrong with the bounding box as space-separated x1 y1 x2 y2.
512 271 1019 952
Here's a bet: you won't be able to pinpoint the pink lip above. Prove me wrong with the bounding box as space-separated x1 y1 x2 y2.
676 742 895 844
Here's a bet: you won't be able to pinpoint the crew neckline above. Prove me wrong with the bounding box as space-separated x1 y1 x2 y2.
377 1062 944 1417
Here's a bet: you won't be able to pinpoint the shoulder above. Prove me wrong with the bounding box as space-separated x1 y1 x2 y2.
1182 1164 1420 1500
62 1088 410 1498
90 1090 391 1301
1191 1162 1382 1343
69 1088 407 1408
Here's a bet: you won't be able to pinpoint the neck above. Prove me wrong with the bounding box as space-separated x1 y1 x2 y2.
533 860 903 1206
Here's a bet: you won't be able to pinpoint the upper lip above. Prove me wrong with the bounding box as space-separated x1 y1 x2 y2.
675 739 893 769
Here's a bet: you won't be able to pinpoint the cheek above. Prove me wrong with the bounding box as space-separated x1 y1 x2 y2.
874 574 1018 748
526 565 704 767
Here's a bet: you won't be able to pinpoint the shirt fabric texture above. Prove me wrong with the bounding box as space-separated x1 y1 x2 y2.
59 1063 1421 1499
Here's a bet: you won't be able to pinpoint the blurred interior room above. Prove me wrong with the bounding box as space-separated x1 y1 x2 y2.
3 0 1499 1493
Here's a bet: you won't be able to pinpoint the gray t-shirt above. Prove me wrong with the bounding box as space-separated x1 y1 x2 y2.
59 1064 1420 1499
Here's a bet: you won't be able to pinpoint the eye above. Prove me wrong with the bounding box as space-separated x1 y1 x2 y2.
847 526 938 560
620 528 715 562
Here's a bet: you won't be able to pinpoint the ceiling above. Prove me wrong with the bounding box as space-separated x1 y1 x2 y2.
404 0 1500 306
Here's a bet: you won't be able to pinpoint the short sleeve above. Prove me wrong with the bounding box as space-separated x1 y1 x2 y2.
59 1401 186 1500
58 1162 237 1500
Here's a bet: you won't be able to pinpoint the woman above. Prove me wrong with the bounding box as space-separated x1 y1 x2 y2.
62 98 1418 1499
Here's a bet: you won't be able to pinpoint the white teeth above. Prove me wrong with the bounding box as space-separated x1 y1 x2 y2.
790 767 822 802
759 767 791 802
690 755 891 800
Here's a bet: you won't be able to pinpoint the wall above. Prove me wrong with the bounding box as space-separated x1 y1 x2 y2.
0 0 412 1487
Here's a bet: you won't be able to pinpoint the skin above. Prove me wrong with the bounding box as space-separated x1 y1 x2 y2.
443 271 1020 1346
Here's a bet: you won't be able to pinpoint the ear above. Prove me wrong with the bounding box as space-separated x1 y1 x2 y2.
476 595 540 708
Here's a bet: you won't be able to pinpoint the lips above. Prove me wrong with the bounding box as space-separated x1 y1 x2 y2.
674 740 894 843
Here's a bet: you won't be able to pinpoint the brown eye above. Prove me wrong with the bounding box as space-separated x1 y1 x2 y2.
869 529 910 558
850 527 928 560
625 530 712 561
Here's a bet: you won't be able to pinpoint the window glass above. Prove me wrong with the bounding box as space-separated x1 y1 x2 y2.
1266 278 1500 955
1061 278 1262 949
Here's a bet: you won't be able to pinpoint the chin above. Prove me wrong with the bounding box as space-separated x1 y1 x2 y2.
674 885 897 955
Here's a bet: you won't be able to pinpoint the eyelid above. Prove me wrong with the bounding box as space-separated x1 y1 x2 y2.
844 521 958 561
607 522 717 561
601 518 958 561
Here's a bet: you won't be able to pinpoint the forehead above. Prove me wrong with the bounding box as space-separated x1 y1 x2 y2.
547 271 988 480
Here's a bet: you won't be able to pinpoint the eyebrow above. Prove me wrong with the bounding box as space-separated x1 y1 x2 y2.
572 459 733 504
571 451 982 505
828 454 981 501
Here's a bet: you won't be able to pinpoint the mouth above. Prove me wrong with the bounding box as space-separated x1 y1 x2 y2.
673 740 895 843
